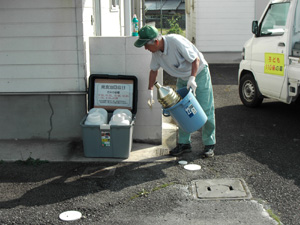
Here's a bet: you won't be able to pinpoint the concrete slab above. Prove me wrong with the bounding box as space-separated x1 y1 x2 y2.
162 122 177 150
191 178 252 200
0 140 176 163
81 165 117 178
0 115 177 163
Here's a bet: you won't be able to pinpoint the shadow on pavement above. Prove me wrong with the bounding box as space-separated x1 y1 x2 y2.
215 101 300 186
0 161 175 209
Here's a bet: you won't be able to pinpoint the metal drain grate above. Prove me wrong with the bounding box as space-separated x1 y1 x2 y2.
191 178 252 200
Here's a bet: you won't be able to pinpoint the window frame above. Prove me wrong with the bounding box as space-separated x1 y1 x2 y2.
259 2 290 37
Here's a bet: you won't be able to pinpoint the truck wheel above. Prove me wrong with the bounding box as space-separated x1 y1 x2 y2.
239 73 263 107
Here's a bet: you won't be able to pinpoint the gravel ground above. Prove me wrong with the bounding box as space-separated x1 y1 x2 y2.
0 64 299 225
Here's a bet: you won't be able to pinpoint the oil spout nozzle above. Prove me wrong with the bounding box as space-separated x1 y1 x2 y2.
154 81 181 108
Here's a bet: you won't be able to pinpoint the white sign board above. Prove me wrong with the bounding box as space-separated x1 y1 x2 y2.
93 78 134 111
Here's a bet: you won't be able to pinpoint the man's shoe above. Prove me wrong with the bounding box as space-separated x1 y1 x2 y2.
169 144 192 156
203 145 215 158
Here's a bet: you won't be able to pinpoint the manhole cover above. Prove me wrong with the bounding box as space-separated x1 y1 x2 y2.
191 178 252 200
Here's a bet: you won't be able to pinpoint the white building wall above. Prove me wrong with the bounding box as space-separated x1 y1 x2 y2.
195 0 255 52
185 0 197 43
89 36 163 143
0 0 91 140
100 0 122 36
255 0 270 20
0 0 87 93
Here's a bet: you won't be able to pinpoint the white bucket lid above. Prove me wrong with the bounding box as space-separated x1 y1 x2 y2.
184 164 201 171
113 109 132 117
86 113 102 122
89 108 108 115
109 120 130 126
85 113 107 125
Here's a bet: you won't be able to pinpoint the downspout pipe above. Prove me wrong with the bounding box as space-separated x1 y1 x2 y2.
124 0 131 36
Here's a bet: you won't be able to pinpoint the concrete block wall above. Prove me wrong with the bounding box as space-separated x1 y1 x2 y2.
0 94 86 140
89 36 163 144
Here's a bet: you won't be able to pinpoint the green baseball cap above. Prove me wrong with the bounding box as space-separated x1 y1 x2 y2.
134 25 158 48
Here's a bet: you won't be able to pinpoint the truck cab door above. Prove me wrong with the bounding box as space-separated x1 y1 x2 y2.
250 2 290 99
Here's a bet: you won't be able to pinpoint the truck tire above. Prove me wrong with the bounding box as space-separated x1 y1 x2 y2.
239 73 263 107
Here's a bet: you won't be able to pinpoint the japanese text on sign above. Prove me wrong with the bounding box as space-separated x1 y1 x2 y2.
264 53 284 76
94 83 133 108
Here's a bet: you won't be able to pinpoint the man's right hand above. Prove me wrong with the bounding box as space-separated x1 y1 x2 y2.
147 90 155 107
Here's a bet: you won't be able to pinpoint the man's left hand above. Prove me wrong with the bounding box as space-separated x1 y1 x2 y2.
147 90 155 107
187 76 197 96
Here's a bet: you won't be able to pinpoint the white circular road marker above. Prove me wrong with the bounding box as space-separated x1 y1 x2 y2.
59 211 82 221
184 164 201 171
178 160 188 165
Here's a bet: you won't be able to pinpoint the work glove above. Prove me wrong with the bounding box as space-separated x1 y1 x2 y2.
147 90 154 107
187 76 197 96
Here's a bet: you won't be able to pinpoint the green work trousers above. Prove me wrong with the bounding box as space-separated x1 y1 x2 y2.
176 65 216 146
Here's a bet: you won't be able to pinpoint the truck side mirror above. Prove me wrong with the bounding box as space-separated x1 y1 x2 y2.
252 21 259 36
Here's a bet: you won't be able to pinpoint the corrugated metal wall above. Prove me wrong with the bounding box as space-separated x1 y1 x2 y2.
195 0 255 52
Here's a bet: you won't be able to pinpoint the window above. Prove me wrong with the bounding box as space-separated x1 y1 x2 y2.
260 2 290 36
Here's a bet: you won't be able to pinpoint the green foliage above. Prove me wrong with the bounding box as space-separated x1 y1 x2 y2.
16 157 49 166
167 14 183 35
266 209 282 224
130 182 175 200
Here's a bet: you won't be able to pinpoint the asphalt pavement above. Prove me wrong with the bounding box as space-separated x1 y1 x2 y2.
1 64 300 225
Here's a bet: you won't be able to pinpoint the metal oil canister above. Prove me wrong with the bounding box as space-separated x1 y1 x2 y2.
154 81 182 108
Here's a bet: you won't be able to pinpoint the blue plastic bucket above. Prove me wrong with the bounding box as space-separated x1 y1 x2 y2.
163 88 208 133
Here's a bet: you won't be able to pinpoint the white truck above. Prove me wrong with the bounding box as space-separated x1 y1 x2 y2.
238 0 300 107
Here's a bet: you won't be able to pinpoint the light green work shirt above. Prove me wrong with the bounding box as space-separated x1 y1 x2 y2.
150 34 207 80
